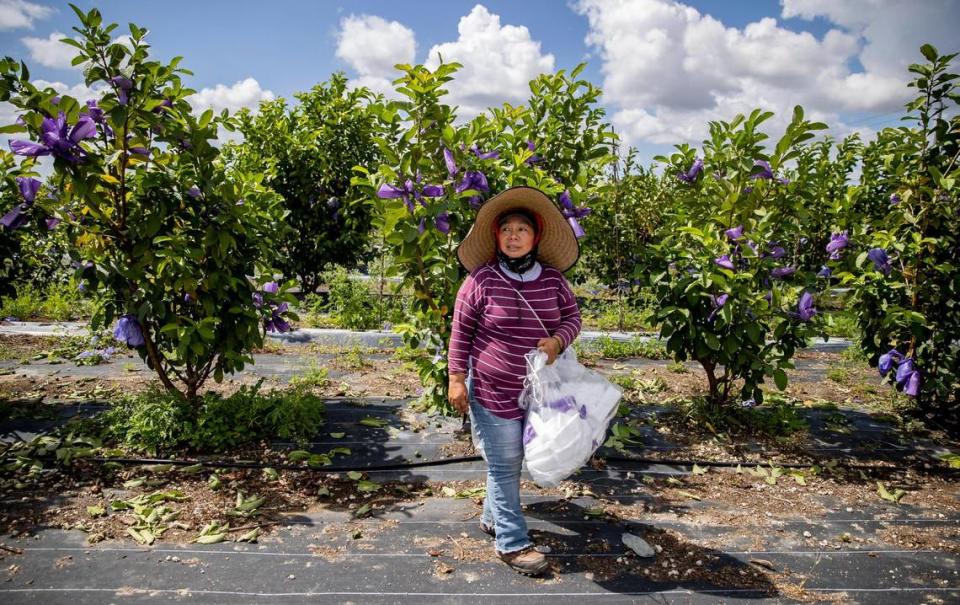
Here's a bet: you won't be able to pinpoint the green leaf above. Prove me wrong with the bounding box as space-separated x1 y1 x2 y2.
195 532 226 544
359 417 389 428
347 471 363 481
357 480 380 493
876 482 906 503
287 450 311 462
935 452 960 469
123 477 146 489
87 505 105 517
774 369 788 391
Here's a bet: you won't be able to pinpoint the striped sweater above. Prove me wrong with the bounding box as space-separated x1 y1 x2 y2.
448 261 582 420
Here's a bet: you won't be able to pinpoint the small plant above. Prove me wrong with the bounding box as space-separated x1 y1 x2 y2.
666 360 689 374
289 363 330 389
740 397 809 437
603 421 645 454
676 394 809 438
339 346 371 370
823 412 851 434
826 366 851 383
839 343 869 364
97 381 326 453
825 310 859 339
322 265 378 330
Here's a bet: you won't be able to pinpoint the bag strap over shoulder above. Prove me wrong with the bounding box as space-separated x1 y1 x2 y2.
488 267 551 337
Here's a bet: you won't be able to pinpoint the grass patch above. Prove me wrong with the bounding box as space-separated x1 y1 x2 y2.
0 279 95 321
576 335 668 360
580 305 656 332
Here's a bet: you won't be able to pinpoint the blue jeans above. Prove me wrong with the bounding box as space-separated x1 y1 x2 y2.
468 379 531 554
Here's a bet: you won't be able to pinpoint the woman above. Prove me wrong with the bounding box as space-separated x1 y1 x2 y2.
448 186 582 576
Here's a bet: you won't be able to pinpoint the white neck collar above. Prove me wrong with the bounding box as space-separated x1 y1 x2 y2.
498 260 542 281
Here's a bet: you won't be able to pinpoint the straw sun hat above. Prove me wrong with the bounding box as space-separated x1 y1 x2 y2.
457 186 579 273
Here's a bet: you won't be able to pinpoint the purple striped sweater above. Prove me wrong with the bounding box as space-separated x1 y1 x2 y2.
448 261 582 420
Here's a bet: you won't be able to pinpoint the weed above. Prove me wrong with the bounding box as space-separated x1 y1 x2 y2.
289 363 330 389
97 382 326 454
827 366 851 383
340 346 371 370
674 394 809 438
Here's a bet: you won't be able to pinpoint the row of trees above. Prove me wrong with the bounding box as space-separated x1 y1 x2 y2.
0 6 956 430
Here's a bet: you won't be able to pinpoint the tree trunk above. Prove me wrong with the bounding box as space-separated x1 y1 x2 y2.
698 358 722 407
142 324 182 399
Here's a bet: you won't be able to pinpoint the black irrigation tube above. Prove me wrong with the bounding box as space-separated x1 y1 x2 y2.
4 452 958 477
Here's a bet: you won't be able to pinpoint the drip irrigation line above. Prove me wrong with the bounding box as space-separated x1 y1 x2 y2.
603 454 959 476
4 452 957 477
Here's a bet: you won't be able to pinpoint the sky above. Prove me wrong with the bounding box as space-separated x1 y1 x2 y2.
0 0 958 164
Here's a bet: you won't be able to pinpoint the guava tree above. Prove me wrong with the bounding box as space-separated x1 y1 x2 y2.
352 62 612 413
579 149 671 327
1 5 294 403
0 147 37 303
649 107 828 407
836 45 959 429
224 74 384 294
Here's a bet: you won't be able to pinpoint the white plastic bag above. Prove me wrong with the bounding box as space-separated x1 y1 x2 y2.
520 347 622 487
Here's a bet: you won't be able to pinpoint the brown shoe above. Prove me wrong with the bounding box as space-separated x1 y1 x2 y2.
498 546 549 576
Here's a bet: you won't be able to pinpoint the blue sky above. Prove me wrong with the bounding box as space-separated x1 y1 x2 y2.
1 1 958 163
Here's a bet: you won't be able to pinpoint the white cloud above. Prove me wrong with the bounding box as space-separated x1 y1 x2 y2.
0 0 53 31
573 0 945 153
21 31 80 69
187 77 274 114
424 4 555 119
781 0 960 78
335 14 415 97
31 78 101 102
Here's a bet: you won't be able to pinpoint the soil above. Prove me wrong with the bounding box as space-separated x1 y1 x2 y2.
2 333 958 598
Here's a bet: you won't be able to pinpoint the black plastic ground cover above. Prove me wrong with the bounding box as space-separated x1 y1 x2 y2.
1 495 956 604
4 395 957 478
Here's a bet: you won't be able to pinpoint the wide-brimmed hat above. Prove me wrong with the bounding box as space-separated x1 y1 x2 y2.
457 186 579 273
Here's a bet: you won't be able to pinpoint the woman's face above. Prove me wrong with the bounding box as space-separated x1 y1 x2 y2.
497 215 536 258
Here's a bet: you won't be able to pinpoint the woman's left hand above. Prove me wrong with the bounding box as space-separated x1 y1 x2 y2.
537 336 562 365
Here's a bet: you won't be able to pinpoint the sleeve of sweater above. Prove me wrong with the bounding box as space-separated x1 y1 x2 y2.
448 272 482 376
552 273 582 351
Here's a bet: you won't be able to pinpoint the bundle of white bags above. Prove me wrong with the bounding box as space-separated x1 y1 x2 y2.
519 347 622 487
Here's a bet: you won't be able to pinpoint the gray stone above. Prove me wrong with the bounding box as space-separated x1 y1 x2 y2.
622 532 656 558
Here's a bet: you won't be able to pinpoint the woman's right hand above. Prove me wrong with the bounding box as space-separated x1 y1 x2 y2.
448 375 469 415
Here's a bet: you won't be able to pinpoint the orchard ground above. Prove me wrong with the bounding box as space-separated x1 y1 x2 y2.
0 322 958 604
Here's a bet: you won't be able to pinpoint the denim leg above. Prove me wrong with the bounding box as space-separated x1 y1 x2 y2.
468 397 531 554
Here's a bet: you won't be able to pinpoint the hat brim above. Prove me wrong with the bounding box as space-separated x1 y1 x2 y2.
457 186 580 273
